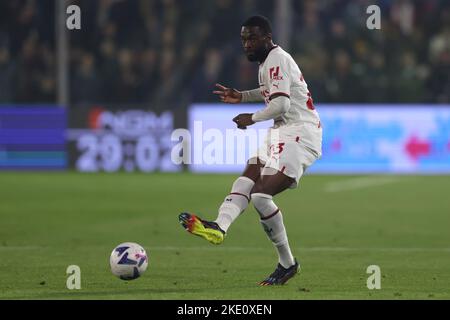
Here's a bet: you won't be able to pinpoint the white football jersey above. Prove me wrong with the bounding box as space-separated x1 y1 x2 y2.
258 46 321 129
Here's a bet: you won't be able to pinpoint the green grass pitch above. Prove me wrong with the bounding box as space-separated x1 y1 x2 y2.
0 172 449 299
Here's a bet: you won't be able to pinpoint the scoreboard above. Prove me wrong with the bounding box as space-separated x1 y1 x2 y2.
66 107 180 172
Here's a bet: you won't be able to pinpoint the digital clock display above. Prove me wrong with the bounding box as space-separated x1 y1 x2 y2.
67 107 180 173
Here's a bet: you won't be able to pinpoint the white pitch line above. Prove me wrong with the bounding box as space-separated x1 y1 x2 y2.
149 246 450 253
324 176 399 193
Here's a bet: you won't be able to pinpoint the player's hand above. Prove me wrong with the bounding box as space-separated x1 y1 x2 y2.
213 83 242 104
233 113 255 130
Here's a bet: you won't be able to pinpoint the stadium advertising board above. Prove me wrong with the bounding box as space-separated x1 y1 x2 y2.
188 104 450 174
0 106 66 170
67 106 181 172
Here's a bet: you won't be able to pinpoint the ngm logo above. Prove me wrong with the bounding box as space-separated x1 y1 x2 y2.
87 107 174 138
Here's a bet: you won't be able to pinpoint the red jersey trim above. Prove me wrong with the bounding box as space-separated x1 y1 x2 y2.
268 92 290 101
229 192 250 203
260 209 280 220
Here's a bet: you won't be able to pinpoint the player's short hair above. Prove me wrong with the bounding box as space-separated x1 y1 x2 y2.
242 15 272 35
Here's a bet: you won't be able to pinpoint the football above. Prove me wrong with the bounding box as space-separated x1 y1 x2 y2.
110 242 148 280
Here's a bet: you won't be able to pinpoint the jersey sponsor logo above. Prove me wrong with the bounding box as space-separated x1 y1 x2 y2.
269 66 283 81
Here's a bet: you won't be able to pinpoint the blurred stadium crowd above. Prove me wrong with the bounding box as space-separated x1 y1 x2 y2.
0 0 449 107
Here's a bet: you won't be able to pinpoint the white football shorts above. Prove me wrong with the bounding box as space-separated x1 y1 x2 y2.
249 123 322 188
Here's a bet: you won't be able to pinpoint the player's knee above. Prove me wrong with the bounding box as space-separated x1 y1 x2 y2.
250 184 261 195
250 181 272 196
243 159 264 182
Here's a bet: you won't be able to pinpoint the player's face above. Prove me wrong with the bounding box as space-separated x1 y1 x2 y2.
240 26 268 62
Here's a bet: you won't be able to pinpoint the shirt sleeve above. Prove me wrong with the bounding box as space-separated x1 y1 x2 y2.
241 88 264 102
251 95 290 122
266 55 291 100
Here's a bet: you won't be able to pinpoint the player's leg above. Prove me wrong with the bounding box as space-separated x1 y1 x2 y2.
251 169 300 285
178 158 264 244
213 157 265 232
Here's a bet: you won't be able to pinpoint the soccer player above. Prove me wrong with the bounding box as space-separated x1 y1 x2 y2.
179 15 322 285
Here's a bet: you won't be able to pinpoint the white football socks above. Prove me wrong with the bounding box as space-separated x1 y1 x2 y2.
251 193 295 269
214 176 255 233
